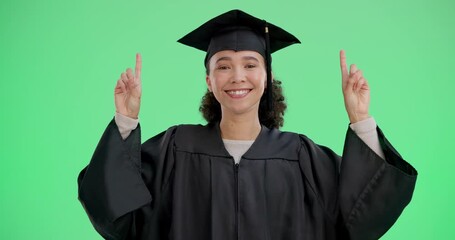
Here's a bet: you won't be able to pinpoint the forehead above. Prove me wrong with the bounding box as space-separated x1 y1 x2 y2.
209 50 265 63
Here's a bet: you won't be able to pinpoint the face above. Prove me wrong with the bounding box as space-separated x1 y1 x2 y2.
206 50 267 117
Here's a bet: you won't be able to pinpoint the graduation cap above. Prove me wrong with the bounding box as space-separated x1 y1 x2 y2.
178 9 301 110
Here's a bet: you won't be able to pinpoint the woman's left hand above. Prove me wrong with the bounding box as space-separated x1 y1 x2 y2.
339 50 370 123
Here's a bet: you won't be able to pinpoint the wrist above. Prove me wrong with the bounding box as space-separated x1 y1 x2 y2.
116 111 139 120
348 113 370 124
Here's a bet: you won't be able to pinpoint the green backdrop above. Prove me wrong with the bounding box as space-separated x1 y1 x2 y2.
1 0 453 239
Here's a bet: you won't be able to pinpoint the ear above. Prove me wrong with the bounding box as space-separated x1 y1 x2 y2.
206 75 212 92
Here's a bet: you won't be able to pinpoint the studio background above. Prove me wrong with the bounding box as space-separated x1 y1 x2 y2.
1 0 453 239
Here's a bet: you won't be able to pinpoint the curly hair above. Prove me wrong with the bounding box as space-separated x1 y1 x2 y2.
199 79 287 129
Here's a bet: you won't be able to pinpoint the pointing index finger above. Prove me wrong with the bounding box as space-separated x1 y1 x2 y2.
340 50 348 79
135 53 142 79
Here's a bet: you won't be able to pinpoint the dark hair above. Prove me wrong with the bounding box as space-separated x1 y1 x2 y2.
199 79 287 129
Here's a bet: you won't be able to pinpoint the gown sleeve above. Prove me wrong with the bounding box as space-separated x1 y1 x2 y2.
339 126 417 240
77 118 176 239
298 125 417 240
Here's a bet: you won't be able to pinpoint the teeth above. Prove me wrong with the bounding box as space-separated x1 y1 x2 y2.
227 90 250 95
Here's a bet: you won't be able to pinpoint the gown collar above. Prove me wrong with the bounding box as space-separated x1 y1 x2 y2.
174 122 300 161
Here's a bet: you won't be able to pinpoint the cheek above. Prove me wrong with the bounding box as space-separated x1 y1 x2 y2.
252 71 267 87
210 74 229 89
208 78 223 96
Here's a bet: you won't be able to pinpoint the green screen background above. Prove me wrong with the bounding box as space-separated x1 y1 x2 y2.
1 0 453 239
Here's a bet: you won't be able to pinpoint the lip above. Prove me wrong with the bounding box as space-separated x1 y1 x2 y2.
224 88 252 99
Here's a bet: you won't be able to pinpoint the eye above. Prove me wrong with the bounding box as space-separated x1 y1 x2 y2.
245 64 256 69
216 65 230 70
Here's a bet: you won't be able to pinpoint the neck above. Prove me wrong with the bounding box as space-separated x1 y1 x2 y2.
220 111 261 140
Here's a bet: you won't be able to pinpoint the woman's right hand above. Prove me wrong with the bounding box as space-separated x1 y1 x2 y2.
114 53 142 119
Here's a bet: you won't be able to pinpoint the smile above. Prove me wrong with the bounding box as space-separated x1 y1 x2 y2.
225 89 251 98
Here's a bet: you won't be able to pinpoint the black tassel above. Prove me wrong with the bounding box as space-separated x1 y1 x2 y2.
264 21 273 111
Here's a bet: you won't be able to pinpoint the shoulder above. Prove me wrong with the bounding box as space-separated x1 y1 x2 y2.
297 131 339 158
174 123 215 139
173 123 230 156
264 127 302 148
142 123 207 145
273 129 340 161
241 127 303 160
265 127 316 146
266 128 316 150
142 123 228 156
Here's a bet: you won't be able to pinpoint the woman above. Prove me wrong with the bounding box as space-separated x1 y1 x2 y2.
78 9 417 240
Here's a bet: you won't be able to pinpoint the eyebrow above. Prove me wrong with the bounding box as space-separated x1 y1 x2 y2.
215 56 260 63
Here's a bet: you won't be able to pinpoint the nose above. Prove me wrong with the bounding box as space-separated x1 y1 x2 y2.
231 67 246 83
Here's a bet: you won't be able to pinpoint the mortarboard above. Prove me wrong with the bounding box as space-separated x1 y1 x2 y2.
178 9 301 110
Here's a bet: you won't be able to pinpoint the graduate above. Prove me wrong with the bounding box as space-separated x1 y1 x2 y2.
78 9 418 240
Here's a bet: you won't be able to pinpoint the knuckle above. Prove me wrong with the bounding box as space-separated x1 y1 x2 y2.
354 71 362 78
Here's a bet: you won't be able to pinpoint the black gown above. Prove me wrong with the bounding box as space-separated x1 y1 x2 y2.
77 119 417 240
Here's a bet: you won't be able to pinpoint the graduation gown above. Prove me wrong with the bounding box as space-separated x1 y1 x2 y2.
77 119 417 240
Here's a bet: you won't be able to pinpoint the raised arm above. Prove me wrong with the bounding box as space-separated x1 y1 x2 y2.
78 54 152 239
